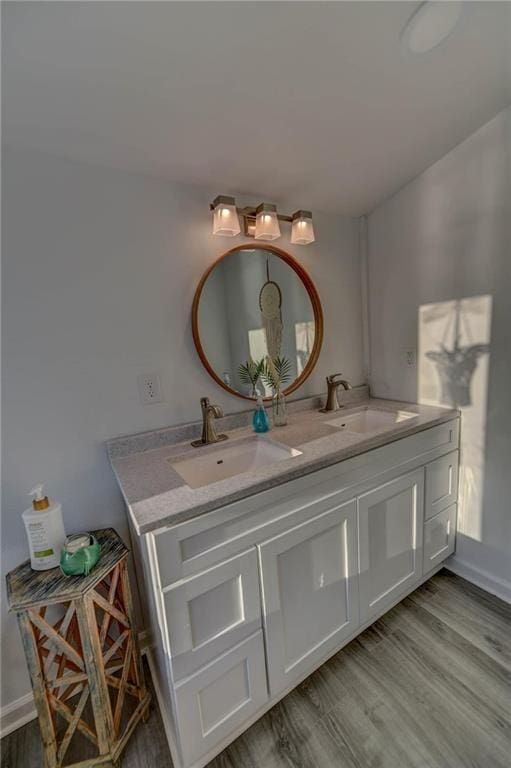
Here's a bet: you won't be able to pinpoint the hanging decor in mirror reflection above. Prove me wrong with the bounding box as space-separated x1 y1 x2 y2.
259 260 283 359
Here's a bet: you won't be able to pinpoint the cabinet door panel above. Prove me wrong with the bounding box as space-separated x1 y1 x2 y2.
163 548 261 680
425 451 459 520
358 469 424 623
175 632 267 767
424 504 456 574
259 499 359 696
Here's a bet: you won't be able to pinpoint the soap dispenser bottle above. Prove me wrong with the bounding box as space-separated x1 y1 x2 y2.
22 484 66 571
253 397 270 433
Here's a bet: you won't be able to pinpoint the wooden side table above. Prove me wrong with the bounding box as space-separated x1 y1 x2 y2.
6 528 151 768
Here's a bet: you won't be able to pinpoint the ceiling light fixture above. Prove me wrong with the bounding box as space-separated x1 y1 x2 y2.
210 198 315 244
402 1 463 54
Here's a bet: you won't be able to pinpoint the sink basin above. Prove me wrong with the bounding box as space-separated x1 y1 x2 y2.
326 408 418 434
170 436 302 489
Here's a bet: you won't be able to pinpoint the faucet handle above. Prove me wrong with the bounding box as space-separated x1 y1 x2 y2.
326 373 343 385
200 396 210 409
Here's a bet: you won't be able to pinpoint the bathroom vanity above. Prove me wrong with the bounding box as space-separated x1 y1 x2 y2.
109 395 460 768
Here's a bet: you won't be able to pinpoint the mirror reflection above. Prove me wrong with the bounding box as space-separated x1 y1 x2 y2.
196 247 320 398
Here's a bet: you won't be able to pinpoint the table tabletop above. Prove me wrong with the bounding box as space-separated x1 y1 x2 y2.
6 527 129 611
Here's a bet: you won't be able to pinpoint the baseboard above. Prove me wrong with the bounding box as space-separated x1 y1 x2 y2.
0 629 154 739
445 556 511 605
0 691 37 739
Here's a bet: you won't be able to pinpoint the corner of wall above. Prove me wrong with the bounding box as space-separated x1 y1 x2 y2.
358 214 371 391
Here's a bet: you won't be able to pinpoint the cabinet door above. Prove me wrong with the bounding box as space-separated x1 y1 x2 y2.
358 468 424 623
258 499 359 696
424 504 456 574
163 548 261 680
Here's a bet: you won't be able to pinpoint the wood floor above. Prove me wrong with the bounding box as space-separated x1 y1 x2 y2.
2 570 510 768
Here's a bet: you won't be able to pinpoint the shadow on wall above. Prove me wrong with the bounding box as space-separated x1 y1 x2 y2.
418 295 492 544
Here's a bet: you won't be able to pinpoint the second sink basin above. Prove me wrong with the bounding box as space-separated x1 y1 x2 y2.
171 436 302 489
326 407 418 434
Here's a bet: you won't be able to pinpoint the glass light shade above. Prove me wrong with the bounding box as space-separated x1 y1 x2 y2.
212 196 240 236
254 204 281 241
291 211 315 245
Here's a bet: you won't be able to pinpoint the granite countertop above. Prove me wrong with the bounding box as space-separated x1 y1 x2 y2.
108 389 459 535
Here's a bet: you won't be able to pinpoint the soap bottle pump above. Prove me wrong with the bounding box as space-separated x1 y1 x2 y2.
253 397 270 433
22 484 66 571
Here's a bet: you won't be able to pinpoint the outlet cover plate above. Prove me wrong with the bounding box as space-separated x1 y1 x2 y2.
138 373 164 404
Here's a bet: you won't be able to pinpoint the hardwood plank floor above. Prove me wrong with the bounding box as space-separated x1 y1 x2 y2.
2 570 510 768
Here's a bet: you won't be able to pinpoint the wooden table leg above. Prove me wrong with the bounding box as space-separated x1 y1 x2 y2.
17 611 58 768
118 560 148 707
75 595 115 757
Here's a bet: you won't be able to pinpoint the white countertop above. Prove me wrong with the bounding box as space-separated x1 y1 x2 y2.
108 395 459 535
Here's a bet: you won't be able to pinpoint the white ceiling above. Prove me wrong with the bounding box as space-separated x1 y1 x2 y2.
3 1 510 216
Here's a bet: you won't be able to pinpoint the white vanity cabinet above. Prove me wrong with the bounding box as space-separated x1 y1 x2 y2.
135 417 460 768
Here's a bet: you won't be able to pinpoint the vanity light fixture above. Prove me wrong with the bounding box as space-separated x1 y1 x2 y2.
254 203 281 241
291 210 315 245
210 197 315 244
211 195 241 237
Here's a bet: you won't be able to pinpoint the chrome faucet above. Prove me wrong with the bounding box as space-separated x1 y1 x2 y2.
320 373 352 412
191 397 228 447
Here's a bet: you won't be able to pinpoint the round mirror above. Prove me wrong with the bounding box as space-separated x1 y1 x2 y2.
192 244 323 400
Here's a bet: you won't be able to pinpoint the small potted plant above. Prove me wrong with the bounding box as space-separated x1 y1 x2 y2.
263 355 292 426
237 358 265 398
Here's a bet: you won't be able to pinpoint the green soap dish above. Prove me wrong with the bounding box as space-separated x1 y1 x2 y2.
60 533 101 576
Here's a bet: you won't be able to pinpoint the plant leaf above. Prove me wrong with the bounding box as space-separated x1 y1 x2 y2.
237 358 264 388
262 355 292 391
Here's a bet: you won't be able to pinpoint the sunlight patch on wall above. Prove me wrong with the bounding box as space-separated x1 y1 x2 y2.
419 295 492 543
295 321 315 376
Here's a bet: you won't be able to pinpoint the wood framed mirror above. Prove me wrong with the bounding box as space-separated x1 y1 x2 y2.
192 244 323 400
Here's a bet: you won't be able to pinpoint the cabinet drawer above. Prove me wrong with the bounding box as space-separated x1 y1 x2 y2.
163 548 261 681
423 504 456 574
174 632 268 767
425 451 458 520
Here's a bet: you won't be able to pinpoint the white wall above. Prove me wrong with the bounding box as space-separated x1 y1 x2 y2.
367 107 511 599
1 146 365 711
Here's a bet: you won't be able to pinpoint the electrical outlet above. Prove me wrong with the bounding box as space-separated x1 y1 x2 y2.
137 373 164 404
403 348 417 368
